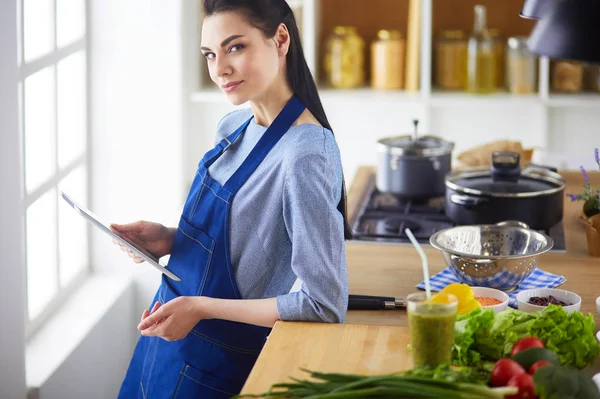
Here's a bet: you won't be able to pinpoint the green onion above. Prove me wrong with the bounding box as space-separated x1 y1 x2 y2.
234 369 518 399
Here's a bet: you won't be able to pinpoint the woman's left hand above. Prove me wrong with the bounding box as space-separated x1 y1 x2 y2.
138 296 206 341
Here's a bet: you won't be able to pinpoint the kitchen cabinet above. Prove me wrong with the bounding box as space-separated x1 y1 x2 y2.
182 0 600 187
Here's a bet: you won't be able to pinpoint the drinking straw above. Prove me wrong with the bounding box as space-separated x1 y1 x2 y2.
405 228 431 300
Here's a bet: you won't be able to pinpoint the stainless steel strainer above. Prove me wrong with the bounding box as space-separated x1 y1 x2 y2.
429 221 554 291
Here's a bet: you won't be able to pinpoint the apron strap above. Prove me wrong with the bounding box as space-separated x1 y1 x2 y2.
200 117 253 169
223 95 306 193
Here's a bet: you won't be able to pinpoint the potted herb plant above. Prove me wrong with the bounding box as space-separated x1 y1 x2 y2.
567 149 600 256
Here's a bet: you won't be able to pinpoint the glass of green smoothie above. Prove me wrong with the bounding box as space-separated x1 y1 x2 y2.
407 292 458 368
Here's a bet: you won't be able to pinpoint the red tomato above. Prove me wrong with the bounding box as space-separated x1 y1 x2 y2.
529 360 552 375
510 337 545 357
491 359 526 387
506 372 538 399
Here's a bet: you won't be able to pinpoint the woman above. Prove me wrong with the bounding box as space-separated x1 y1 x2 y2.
114 0 350 397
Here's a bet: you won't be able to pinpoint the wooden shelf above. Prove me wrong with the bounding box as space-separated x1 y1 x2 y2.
432 0 536 39
317 0 410 84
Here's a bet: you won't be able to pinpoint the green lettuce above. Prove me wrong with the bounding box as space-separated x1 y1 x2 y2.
452 305 600 369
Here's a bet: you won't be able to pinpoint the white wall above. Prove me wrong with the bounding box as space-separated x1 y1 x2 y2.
187 97 600 187
33 285 134 399
89 0 184 309
0 0 27 398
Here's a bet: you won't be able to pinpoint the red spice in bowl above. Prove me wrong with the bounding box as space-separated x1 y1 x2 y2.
475 297 503 306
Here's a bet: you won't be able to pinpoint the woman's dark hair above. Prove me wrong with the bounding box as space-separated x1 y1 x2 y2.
202 0 353 239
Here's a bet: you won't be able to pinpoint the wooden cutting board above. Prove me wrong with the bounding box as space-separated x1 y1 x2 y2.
240 321 413 395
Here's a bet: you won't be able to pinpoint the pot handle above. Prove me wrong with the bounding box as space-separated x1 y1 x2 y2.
450 194 489 207
492 152 521 182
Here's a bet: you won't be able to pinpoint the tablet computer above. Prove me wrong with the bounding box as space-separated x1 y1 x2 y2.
60 191 181 282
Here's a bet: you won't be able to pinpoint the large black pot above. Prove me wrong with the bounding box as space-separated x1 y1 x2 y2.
376 121 454 199
445 152 566 230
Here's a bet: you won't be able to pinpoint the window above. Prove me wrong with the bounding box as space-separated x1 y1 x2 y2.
18 0 90 336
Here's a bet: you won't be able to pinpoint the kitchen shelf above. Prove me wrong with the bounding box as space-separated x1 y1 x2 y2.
183 0 600 181
319 88 422 103
190 88 423 104
428 91 540 107
546 94 600 108
316 0 410 84
190 88 600 110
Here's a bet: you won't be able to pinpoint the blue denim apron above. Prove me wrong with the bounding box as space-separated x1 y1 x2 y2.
118 95 306 399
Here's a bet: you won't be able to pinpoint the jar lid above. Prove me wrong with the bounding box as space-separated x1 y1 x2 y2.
377 135 454 157
377 29 403 40
333 26 346 35
334 25 358 35
440 30 466 39
508 36 529 50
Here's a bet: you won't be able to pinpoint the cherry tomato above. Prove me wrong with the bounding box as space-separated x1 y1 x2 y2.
506 372 538 399
491 359 526 387
529 360 552 375
510 337 545 357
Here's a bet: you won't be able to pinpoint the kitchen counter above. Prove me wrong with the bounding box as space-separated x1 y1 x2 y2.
241 322 413 396
344 167 600 327
240 167 600 395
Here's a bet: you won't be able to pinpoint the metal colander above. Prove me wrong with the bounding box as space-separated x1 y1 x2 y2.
430 221 554 291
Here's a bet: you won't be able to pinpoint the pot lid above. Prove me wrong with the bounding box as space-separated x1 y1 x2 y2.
377 135 454 156
446 152 566 198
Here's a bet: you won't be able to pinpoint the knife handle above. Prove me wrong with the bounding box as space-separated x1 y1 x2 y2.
348 297 387 310
348 294 405 310
350 294 395 302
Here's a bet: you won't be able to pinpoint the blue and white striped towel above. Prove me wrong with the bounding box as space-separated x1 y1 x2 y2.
416 268 566 308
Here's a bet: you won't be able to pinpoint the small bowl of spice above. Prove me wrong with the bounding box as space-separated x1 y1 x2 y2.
516 288 581 314
471 287 509 314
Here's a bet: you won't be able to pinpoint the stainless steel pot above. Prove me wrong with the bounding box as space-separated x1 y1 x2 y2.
445 152 566 230
376 120 454 199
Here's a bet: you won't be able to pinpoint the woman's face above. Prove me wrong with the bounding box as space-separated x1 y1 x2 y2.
201 11 288 105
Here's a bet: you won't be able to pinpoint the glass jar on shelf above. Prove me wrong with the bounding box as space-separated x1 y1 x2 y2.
467 5 497 94
434 30 468 90
583 65 600 92
506 36 537 95
551 61 583 93
323 26 365 89
371 29 405 90
488 28 506 89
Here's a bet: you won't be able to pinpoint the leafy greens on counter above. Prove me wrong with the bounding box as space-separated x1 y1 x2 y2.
452 304 600 369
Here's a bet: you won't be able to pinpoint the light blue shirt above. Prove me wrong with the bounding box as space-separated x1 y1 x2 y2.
207 109 348 323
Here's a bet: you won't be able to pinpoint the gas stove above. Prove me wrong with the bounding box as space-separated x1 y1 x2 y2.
351 178 566 252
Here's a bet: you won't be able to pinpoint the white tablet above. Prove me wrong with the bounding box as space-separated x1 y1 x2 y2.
60 191 181 282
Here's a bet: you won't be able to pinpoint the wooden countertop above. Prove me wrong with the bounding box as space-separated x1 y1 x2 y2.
242 322 413 396
240 166 600 395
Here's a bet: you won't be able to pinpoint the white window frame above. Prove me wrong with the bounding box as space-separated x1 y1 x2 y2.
18 0 92 339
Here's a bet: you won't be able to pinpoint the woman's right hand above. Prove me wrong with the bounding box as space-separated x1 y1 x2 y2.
110 221 175 263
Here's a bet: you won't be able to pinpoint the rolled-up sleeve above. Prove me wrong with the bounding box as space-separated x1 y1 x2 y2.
276 140 348 323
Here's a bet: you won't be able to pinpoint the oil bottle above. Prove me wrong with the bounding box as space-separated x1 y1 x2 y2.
467 5 496 93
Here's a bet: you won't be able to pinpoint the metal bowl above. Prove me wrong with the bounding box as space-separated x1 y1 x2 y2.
430 221 554 291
